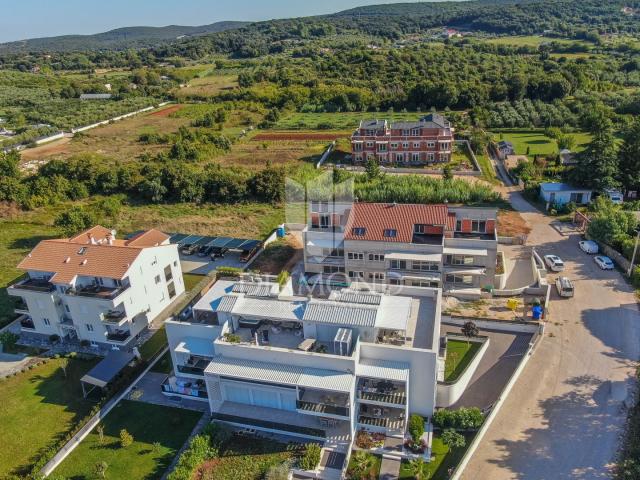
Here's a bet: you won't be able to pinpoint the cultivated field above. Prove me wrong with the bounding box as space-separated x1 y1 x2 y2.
274 111 457 131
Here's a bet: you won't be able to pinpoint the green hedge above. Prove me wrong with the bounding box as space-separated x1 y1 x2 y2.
433 407 484 431
408 414 425 442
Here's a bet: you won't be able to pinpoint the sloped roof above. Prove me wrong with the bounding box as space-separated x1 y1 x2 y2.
344 203 449 243
16 225 170 284
125 229 170 247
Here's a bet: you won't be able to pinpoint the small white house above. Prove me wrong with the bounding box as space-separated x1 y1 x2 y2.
540 183 593 206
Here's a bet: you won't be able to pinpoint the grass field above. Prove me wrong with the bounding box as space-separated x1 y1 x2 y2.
491 129 591 160
150 350 173 374
172 73 239 101
139 327 168 361
54 400 202 480
399 433 473 479
183 272 206 292
484 35 590 48
444 340 483 382
0 356 100 477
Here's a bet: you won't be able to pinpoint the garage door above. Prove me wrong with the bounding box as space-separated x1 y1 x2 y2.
252 389 280 409
224 385 251 405
280 392 297 411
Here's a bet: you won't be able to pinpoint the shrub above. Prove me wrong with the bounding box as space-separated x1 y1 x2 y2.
408 414 425 442
632 266 640 289
119 428 134 448
0 331 19 350
441 429 466 449
265 461 291 480
216 266 243 278
222 332 241 344
299 443 322 470
433 407 484 430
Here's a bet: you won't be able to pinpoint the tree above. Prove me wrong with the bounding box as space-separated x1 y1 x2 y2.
618 117 640 193
350 451 375 478
0 331 19 351
365 158 380 180
587 197 637 247
0 151 21 178
54 207 95 236
572 122 619 190
442 163 453 181
119 429 133 448
94 461 108 478
441 428 466 449
408 458 429 480
461 321 479 345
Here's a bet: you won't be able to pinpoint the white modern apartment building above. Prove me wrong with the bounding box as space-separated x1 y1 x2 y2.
9 226 184 348
164 276 443 451
303 202 498 294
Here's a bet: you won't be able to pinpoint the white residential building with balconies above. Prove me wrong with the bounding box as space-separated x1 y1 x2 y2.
8 226 184 348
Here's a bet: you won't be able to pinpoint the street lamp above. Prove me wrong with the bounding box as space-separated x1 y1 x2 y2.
628 228 640 278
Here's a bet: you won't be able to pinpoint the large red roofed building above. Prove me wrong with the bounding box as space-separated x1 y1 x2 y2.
351 113 454 165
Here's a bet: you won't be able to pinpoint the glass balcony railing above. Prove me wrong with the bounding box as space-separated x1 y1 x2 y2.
296 400 349 417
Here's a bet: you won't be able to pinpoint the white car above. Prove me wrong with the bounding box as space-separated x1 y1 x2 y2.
544 254 565 272
579 240 599 254
594 255 615 270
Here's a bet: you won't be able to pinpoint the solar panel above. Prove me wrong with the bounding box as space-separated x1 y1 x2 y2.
238 240 261 251
223 238 247 249
210 237 234 248
206 237 220 247
195 237 213 246
169 233 188 244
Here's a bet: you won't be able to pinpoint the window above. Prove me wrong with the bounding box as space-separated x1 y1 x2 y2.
455 220 462 231
352 227 366 236
390 259 407 270
347 252 364 261
43 318 50 326
366 141 374 148
414 224 427 234
411 280 439 288
369 253 385 262
427 153 435 162
164 265 173 282
402 129 410 136
86 323 94 332
411 128 420 136
310 201 329 213
378 143 387 152
389 278 401 285
152 256 158 266
155 275 161 284
471 220 487 233
348 271 364 279
168 281 176 299
445 274 473 285
390 143 398 149
427 141 436 148
353 143 363 151
412 152 420 162
395 153 405 162
323 266 345 274
369 272 385 281
412 261 439 272
447 255 474 266
322 248 344 258
413 142 421 148
319 215 330 228
402 142 409 149
383 229 397 238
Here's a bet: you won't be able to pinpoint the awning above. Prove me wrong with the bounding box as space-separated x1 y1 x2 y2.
357 359 410 382
81 350 136 389
444 267 485 275
443 247 488 256
402 274 441 281
175 337 215 357
298 368 353 393
386 252 441 262
375 296 411 331
306 238 344 249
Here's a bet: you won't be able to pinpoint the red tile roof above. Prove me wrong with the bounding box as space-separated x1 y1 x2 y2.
17 226 170 284
344 203 449 243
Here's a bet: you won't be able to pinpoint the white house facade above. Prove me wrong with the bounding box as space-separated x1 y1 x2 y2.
9 226 184 348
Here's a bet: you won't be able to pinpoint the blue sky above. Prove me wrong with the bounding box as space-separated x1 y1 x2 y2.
0 0 430 43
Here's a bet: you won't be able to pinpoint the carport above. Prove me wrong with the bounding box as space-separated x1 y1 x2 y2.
80 350 136 398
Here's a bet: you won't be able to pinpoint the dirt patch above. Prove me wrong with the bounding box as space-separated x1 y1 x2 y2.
252 132 348 141
20 137 72 162
443 296 542 322
149 104 183 117
498 210 531 237
250 234 302 274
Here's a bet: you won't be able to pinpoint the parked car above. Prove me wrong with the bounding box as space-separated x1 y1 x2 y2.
181 244 199 255
544 254 565 272
579 240 599 254
555 276 575 298
197 245 213 257
594 255 615 270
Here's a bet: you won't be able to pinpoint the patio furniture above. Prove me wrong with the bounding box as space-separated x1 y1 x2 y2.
271 325 282 334
298 338 316 352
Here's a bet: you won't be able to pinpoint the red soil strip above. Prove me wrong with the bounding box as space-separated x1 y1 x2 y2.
251 132 348 141
149 104 183 117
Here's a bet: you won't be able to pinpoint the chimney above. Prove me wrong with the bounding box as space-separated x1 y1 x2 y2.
111 229 117 240
64 257 71 263
89 235 97 245
81 259 88 265
106 233 114 246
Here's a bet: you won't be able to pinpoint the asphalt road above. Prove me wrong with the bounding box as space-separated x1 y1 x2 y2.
461 188 640 480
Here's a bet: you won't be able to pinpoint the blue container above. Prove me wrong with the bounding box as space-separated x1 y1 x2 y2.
276 226 285 238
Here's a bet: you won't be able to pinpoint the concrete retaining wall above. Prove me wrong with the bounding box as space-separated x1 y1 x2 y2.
34 132 65 145
442 317 540 334
495 251 507 290
436 334 490 407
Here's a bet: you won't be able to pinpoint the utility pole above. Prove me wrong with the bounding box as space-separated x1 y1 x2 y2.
628 228 640 278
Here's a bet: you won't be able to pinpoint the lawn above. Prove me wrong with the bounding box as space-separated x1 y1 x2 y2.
54 400 202 480
491 129 591 160
0 356 100 477
194 434 302 480
183 272 206 292
139 327 168 361
150 350 173 374
444 340 483 382
398 433 473 479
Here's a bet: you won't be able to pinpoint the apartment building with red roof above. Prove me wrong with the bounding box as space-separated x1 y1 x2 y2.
9 226 184 348
350 113 454 165
303 201 498 295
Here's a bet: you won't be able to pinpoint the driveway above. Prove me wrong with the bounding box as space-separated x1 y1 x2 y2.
460 188 640 479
